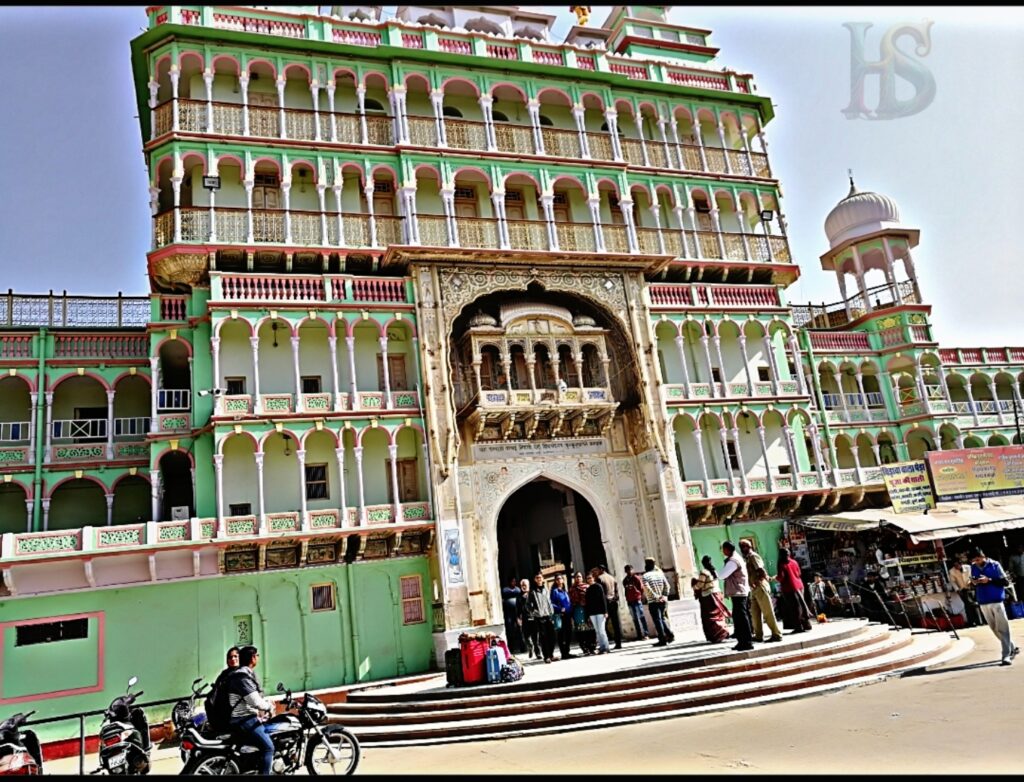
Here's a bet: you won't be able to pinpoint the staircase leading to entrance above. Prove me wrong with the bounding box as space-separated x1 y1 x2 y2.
327 620 971 746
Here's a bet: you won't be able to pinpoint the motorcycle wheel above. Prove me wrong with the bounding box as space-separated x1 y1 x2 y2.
180 756 239 776
304 726 360 776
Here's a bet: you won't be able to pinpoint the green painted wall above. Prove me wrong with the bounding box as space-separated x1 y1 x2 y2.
690 518 786 575
0 556 432 743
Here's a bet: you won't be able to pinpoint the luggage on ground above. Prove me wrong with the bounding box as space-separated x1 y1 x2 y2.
485 646 504 684
445 647 465 688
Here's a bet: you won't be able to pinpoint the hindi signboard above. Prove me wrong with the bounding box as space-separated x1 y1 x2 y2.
925 445 1024 502
880 460 936 513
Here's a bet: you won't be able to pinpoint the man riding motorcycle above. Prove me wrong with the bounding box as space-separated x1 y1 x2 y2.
223 646 275 775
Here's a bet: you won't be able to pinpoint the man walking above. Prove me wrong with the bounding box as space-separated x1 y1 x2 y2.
739 539 782 643
948 560 982 628
502 575 527 653
526 573 557 663
623 564 650 640
719 541 754 652
595 564 623 649
970 548 1019 666
584 572 611 654
642 556 673 646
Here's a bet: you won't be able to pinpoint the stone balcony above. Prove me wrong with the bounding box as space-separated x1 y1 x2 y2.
683 464 885 501
463 386 618 440
217 389 420 418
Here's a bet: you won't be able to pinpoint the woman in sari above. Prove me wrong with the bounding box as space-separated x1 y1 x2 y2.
690 555 731 643
569 571 596 655
776 548 813 632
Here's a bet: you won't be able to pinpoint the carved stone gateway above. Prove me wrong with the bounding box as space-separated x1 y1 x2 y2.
413 263 699 645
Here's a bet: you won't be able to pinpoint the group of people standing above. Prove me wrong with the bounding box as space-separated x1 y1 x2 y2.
501 558 677 662
692 540 813 651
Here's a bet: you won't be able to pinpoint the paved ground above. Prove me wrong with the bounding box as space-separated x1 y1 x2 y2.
46 620 1023 775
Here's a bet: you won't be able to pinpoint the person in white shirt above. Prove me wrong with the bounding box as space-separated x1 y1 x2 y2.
719 541 754 651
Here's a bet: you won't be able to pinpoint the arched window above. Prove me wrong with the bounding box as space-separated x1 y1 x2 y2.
364 98 385 113
443 106 463 118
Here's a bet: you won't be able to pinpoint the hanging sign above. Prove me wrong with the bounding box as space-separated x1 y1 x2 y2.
880 460 935 513
925 445 1024 501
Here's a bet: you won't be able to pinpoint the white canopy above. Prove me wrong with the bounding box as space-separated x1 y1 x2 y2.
798 498 1024 542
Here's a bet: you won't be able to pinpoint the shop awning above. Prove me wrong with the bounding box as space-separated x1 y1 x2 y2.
796 498 1024 542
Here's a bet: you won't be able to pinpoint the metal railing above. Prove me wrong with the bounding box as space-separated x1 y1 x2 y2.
1 290 149 328
51 419 106 441
0 421 30 442
157 389 192 411
114 417 151 438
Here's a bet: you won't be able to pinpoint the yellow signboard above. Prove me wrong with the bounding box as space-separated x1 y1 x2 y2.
880 460 936 513
925 445 1024 501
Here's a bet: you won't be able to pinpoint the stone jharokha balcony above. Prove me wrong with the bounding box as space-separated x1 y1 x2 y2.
154 208 792 265
682 464 885 501
464 386 618 441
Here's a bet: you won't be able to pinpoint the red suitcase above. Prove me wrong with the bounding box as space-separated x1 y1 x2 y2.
460 638 489 685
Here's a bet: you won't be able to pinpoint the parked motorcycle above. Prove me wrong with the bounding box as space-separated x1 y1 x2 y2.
170 679 211 762
95 677 151 775
179 682 359 776
0 711 42 776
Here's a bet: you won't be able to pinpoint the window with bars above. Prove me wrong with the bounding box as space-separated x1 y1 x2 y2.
225 377 246 395
505 190 523 203
310 583 336 612
400 575 425 625
15 618 89 647
374 180 393 193
725 440 740 471
305 464 329 500
254 173 279 187
454 186 476 201
552 192 568 205
301 376 322 394
229 503 252 516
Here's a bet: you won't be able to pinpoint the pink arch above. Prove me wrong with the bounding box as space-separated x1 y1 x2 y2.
413 163 443 180
261 428 302 452
245 58 278 79
452 166 493 188
672 412 698 429
391 422 427 445
503 171 542 191
157 448 196 469
112 371 152 390
214 316 255 338
178 50 205 70
211 53 241 73
362 70 389 89
254 315 297 337
536 86 572 105
156 335 194 358
370 163 399 181
404 72 431 90
579 91 605 110
355 425 390 448
0 373 36 393
0 477 32 500
333 66 358 83
283 63 312 82
49 371 110 393
251 156 283 177
440 76 481 96
214 153 246 174
301 427 340 448
489 81 528 102
47 474 109 499
180 151 208 173
296 314 335 337
289 159 319 183
351 317 385 339
219 430 258 455
550 173 587 191
629 183 652 200
382 317 417 339
111 472 151 491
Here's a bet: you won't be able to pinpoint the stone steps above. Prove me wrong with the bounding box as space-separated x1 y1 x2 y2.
327 622 968 746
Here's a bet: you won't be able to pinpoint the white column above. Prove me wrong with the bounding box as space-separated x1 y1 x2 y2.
855 371 869 414
355 83 368 145
619 197 639 252
169 67 180 132
290 334 302 410
380 336 393 408
441 186 458 247
43 392 53 463
667 114 684 169
149 186 160 250
492 191 510 250
717 427 734 490
673 335 691 395
716 116 732 174
782 424 800 477
788 336 806 395
400 184 420 245
296 449 308 529
333 184 345 247
851 444 864 484
478 94 497 151
756 425 774 491
762 333 781 395
151 472 161 523
346 335 359 410
244 178 255 243
656 117 672 168
326 80 337 142
388 443 402 522
691 429 711 495
310 80 321 141
250 336 262 413
24 499 32 533
203 68 214 132
105 389 115 460
364 182 378 247
587 194 604 252
27 392 37 461
391 85 409 145
809 424 826 487
104 493 114 526
41 498 51 531
672 204 689 257
328 335 341 411
730 426 749 494
147 79 159 141
276 76 287 139
851 244 872 312
353 445 366 525
903 248 922 300
964 378 980 425
239 72 250 136
540 193 558 250
317 183 328 245
281 178 292 244
648 204 666 254
833 372 851 422
699 334 717 396
527 98 544 154
572 104 590 158
709 207 726 259
739 115 755 173
692 113 709 171
207 161 218 243
254 452 266 529
604 108 623 161
635 112 651 166
171 172 183 243
214 453 224 524
335 446 349 526
738 335 755 394
149 357 159 433
430 89 447 147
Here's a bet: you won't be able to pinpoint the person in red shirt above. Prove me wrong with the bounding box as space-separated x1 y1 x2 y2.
776 547 813 633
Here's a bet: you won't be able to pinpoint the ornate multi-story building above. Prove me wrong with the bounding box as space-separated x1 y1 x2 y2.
2 4 1020 739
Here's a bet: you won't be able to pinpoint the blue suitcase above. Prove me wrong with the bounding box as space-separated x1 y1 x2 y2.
485 646 504 684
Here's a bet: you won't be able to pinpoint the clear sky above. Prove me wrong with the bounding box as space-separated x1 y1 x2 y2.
1 5 1022 348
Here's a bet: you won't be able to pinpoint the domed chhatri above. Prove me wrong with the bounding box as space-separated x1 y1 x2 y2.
823 175 903 248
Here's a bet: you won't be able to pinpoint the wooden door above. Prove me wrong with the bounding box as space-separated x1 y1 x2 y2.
377 354 408 391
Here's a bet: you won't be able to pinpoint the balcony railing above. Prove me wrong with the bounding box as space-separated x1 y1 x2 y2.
51 418 106 442
940 347 1024 365
212 273 409 304
157 389 191 411
1 291 149 328
159 208 793 265
792 280 919 329
114 417 151 438
0 422 30 442
649 283 782 309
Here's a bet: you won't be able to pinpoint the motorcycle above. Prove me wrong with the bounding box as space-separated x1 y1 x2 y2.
170 679 211 762
96 677 151 775
0 711 42 776
179 682 360 776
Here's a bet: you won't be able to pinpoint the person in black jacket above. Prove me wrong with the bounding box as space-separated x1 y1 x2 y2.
204 646 240 734
526 573 557 663
584 573 611 653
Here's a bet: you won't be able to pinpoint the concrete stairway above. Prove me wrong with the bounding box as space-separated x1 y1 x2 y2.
327 620 971 746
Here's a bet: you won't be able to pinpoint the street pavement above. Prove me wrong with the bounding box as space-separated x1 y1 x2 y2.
45 620 1023 775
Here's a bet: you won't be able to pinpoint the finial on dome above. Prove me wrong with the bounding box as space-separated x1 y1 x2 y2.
847 168 858 196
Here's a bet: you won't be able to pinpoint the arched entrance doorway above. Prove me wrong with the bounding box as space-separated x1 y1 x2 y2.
496 479 606 583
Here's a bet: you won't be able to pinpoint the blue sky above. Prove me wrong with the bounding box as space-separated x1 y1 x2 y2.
1 6 1022 348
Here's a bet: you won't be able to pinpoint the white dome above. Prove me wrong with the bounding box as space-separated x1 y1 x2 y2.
824 180 902 248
